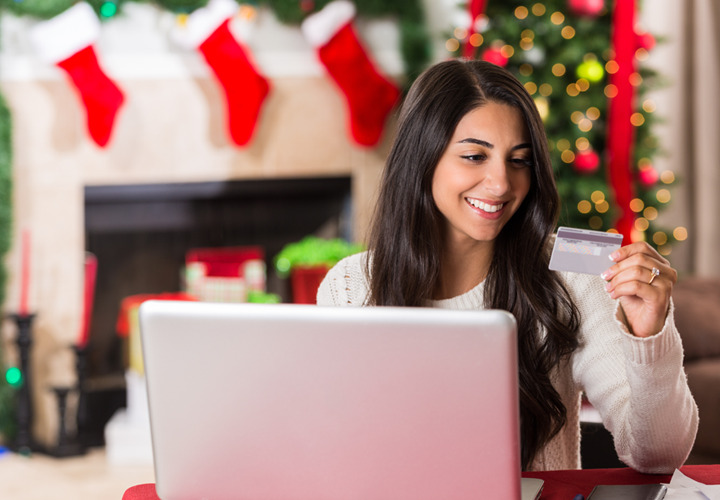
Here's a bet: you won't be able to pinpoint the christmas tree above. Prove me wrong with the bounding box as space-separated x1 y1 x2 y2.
446 0 685 256
0 94 14 442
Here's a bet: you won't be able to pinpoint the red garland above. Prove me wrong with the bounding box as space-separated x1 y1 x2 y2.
606 0 637 244
463 0 488 58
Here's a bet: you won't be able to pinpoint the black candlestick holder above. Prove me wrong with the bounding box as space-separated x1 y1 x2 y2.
8 313 36 455
72 345 91 448
46 386 85 457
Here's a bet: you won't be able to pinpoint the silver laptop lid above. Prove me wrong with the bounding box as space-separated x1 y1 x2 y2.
140 301 520 500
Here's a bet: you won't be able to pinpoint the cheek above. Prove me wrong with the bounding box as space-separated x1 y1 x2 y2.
513 169 532 202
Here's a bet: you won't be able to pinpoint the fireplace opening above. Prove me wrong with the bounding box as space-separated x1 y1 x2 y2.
82 176 352 443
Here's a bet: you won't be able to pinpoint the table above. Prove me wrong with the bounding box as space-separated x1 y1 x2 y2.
122 464 720 499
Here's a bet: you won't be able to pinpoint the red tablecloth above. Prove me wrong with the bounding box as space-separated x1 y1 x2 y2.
122 464 720 499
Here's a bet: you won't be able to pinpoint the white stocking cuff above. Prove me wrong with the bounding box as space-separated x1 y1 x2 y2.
301 0 356 48
29 2 100 64
170 0 239 49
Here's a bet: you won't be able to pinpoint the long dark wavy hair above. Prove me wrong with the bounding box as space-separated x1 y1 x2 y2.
366 59 581 470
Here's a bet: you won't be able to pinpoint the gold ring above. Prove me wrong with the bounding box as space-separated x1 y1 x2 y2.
648 267 660 285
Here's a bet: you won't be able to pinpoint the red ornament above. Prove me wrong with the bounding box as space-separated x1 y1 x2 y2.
300 0 315 13
636 31 656 51
639 165 659 186
573 150 600 173
481 47 508 67
568 0 605 17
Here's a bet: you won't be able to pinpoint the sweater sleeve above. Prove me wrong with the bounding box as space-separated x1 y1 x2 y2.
568 272 698 473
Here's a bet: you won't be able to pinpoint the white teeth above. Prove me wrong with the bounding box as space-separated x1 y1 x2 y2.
467 198 504 213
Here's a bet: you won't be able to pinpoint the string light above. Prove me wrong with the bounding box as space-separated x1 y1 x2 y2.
629 72 643 86
595 200 610 213
566 83 580 97
550 11 565 24
578 200 592 214
673 227 688 241
635 217 650 231
631 229 646 243
656 189 672 203
586 107 601 120
469 33 483 47
589 216 603 229
5 367 22 387
556 138 571 151
629 198 645 212
552 63 566 77
446 38 460 52
525 81 538 94
591 191 605 203
604 84 618 98
653 231 668 246
642 99 656 113
454 27 468 40
643 207 658 220
659 245 672 256
576 137 590 151
539 83 553 96
561 150 575 163
630 113 645 126
577 58 605 83
515 6 529 19
605 60 619 74
99 1 118 18
660 171 676 184
532 3 546 16
534 97 549 121
561 26 576 39
520 64 534 76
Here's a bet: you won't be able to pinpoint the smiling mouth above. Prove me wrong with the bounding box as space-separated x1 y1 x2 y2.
466 198 506 213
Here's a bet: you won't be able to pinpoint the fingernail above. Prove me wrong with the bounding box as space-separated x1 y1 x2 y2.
609 252 618 261
600 270 610 280
605 282 612 291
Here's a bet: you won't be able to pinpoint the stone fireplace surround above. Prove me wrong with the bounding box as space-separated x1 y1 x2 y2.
0 6 400 446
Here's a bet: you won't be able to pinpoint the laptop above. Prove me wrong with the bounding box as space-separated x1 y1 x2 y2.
140 300 538 500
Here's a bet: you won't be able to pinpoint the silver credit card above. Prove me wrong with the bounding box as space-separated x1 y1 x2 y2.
549 227 624 276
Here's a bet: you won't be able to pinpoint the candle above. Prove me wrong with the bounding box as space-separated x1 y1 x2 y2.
78 252 98 348
19 230 30 316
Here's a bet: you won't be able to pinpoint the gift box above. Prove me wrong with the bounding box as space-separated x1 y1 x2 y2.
184 246 266 303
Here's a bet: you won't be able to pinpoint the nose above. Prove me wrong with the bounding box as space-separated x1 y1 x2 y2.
483 158 511 197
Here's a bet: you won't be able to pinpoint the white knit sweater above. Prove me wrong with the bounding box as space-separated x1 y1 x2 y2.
316 251 698 472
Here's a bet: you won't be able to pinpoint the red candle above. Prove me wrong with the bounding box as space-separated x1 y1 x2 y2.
79 252 98 347
19 230 30 316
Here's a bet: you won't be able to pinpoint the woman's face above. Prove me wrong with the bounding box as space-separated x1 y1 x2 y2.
431 101 532 252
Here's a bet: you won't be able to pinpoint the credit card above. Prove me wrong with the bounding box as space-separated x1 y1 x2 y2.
549 226 624 276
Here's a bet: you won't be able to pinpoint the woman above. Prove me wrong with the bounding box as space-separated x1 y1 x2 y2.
317 59 698 472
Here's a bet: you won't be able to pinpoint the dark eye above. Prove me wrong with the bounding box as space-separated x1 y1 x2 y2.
461 154 487 162
510 158 534 169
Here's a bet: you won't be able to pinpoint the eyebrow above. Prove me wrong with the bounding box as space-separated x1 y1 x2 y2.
458 138 532 151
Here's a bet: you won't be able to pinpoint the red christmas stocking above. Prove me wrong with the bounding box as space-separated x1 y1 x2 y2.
172 0 270 147
302 1 400 147
29 2 125 148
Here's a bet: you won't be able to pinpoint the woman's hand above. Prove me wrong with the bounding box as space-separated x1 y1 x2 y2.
601 242 678 338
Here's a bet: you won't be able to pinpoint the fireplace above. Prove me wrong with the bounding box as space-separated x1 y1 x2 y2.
84 176 352 376
78 176 351 443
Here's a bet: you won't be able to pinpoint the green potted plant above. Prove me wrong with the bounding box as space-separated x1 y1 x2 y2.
274 236 364 304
